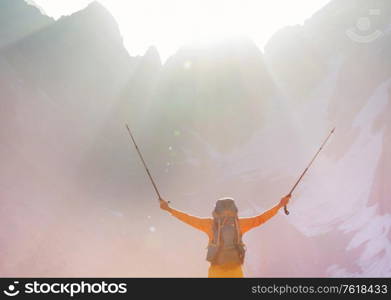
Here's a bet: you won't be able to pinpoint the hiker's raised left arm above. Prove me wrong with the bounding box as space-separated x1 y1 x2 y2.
160 199 211 233
239 195 291 234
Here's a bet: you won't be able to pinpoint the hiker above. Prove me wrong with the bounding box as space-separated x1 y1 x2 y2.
159 195 291 278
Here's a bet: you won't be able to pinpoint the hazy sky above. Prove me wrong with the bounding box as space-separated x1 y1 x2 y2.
32 0 330 61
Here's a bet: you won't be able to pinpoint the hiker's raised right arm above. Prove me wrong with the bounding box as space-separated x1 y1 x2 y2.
239 195 291 234
160 199 211 233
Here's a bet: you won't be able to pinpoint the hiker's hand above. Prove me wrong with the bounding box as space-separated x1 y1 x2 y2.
159 198 170 211
279 195 291 208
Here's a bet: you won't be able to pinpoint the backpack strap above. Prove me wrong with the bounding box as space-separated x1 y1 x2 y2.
211 217 221 246
234 217 243 245
212 216 227 246
216 218 221 246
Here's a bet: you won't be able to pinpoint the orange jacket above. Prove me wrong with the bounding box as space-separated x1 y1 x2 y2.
167 204 281 241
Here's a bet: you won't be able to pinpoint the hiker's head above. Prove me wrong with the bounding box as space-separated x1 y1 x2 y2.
213 197 238 218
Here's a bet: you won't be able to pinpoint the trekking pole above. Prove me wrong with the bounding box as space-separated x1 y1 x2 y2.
125 124 163 202
284 127 335 215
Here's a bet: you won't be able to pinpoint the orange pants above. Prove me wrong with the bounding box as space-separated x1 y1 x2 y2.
208 263 244 278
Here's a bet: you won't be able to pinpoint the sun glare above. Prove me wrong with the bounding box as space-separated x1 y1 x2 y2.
32 0 330 61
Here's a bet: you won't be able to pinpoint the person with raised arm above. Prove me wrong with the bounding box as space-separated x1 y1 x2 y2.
159 195 291 277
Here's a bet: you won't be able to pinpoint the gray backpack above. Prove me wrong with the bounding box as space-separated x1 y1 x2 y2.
206 199 246 265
